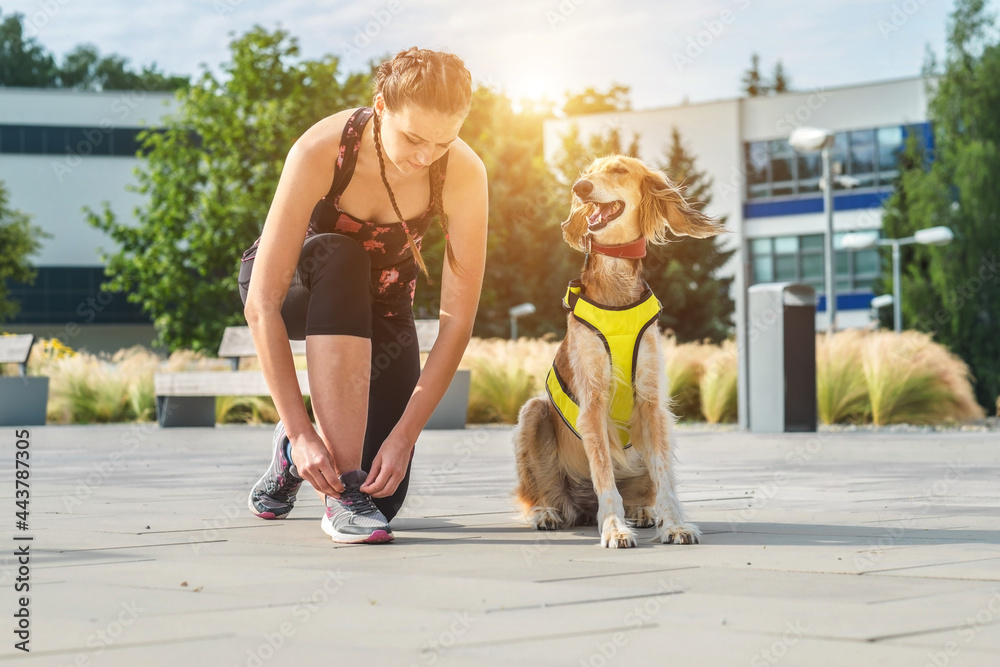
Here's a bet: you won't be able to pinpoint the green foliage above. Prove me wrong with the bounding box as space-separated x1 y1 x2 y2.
0 181 51 323
877 0 1000 410
741 52 792 96
562 83 632 116
86 27 370 352
435 86 577 338
0 10 186 90
649 128 735 343
0 11 57 86
466 357 538 424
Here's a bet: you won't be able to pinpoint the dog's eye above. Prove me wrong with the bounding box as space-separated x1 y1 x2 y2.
608 166 627 175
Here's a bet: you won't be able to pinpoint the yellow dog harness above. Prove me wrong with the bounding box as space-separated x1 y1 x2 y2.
545 279 663 449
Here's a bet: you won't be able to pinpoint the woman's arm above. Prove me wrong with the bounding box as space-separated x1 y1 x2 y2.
361 140 488 497
243 112 351 498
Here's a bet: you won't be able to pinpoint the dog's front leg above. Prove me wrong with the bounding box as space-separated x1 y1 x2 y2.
575 351 636 548
633 333 700 545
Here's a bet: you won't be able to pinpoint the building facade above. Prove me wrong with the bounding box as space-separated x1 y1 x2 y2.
0 87 177 353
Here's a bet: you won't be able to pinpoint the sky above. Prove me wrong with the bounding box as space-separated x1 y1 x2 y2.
4 0 977 111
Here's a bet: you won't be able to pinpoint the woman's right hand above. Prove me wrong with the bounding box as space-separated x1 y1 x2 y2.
288 429 344 498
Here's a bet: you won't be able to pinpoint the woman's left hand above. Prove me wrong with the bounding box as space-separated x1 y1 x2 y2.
360 433 414 498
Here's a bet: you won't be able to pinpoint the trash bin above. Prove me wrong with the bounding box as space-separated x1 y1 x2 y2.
748 283 817 433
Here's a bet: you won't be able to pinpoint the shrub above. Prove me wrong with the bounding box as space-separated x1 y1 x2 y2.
816 329 869 424
663 334 715 421
861 330 984 425
462 337 558 424
700 340 738 424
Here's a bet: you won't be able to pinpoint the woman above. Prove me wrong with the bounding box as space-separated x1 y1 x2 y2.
238 48 487 544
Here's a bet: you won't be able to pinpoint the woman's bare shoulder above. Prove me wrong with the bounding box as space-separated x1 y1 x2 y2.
443 138 487 197
291 108 361 161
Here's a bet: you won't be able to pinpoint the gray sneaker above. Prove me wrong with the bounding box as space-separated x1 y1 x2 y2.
321 470 394 544
248 421 303 519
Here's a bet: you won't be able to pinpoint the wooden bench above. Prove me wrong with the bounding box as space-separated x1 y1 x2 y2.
154 323 470 429
0 334 48 426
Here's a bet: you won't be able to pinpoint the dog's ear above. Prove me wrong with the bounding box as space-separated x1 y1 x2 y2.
561 202 590 253
639 168 725 242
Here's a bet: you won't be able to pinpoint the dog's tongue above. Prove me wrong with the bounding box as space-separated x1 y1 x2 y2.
587 203 611 226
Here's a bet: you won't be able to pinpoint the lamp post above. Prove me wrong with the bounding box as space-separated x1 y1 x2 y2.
841 226 954 332
508 303 536 340
789 127 837 333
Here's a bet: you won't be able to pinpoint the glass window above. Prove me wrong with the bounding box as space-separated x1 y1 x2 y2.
752 257 773 283
751 238 772 254
770 138 795 194
877 126 904 172
849 129 876 188
801 234 824 251
775 255 796 281
774 236 798 254
836 251 849 277
23 127 45 153
855 248 879 275
747 142 769 184
830 132 849 188
1 126 22 153
801 254 824 280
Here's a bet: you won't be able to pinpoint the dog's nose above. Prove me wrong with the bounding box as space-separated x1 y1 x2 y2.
572 180 593 198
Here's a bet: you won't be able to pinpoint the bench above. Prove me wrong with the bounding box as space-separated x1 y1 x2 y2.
154 323 470 429
0 334 48 426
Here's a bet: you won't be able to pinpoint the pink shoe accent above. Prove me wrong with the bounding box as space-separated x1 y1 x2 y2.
365 530 394 543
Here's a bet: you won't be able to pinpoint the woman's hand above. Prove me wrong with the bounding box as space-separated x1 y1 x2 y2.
288 429 345 498
360 432 414 498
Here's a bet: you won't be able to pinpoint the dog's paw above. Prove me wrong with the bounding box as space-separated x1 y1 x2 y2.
600 515 637 549
654 522 701 545
627 506 657 528
529 507 562 530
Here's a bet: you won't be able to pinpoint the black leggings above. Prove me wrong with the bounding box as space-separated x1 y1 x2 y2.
238 233 420 521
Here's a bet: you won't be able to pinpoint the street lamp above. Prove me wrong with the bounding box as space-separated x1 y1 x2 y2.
508 302 535 340
789 127 837 332
841 225 954 332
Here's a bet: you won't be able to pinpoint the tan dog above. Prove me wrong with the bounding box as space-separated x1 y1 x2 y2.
512 155 725 548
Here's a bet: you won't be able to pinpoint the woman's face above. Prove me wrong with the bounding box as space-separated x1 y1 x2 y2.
376 97 466 176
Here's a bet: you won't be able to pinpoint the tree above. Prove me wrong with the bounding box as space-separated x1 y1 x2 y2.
877 0 1000 410
0 11 186 90
0 181 51 323
741 53 793 96
86 27 370 352
562 83 632 116
58 44 187 91
551 123 640 185
772 59 791 93
0 11 58 87
647 128 734 342
741 53 768 96
432 86 575 338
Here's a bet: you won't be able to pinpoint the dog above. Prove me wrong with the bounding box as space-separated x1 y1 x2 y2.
511 155 725 548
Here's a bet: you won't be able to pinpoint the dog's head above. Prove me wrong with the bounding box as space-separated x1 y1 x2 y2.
561 155 725 251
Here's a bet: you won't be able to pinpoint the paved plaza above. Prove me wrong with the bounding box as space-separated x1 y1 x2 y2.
3 423 999 666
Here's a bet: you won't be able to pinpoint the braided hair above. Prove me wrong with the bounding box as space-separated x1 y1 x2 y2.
371 47 472 277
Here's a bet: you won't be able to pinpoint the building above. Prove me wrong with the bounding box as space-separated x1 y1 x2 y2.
0 87 177 354
542 75 932 331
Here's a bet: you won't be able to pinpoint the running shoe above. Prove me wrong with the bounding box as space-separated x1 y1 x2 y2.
248 421 303 519
321 470 394 544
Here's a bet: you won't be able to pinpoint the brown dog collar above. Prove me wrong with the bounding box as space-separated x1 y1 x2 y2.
586 235 647 259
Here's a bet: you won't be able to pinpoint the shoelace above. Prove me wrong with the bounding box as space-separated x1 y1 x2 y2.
338 487 379 515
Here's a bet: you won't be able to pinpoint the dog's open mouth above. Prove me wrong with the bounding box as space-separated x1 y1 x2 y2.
584 200 625 232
